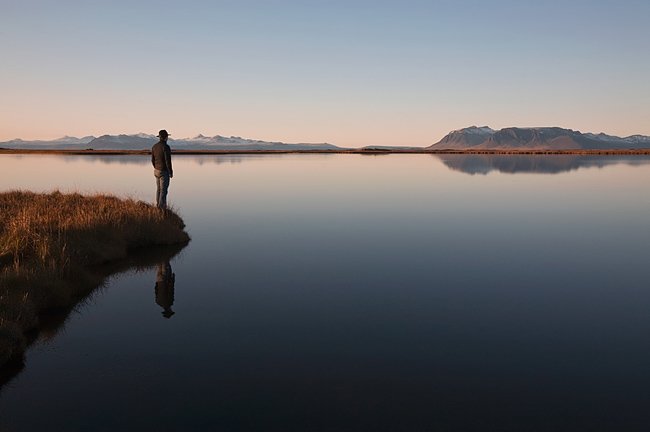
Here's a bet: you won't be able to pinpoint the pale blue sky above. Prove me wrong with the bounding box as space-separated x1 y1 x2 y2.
1 0 648 146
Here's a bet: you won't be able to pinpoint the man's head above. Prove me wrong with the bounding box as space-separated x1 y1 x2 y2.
157 129 170 141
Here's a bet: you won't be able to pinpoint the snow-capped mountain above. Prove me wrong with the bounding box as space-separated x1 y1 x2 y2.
88 134 156 149
583 132 650 146
169 134 341 150
429 127 650 150
454 126 496 135
53 135 96 144
434 126 497 147
0 134 342 150
0 136 96 148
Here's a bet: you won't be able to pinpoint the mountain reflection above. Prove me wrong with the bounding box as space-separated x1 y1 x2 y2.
434 154 650 175
60 154 289 166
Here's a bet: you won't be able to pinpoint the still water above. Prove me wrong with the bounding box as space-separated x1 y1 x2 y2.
1 154 650 431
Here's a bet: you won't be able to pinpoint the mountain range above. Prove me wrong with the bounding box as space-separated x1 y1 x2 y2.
0 134 341 151
2 127 649 150
428 126 650 150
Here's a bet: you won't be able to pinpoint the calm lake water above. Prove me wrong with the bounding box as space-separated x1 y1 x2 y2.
2 153 650 431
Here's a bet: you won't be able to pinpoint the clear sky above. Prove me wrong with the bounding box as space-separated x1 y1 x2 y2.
1 0 649 146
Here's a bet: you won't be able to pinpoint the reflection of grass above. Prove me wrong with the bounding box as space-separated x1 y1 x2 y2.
0 191 190 367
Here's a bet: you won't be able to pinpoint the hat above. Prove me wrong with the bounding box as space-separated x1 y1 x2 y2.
157 129 170 138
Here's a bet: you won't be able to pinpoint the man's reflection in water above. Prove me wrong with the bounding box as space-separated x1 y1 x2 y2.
155 261 176 318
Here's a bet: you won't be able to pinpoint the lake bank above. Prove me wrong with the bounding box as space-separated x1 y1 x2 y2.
0 191 190 368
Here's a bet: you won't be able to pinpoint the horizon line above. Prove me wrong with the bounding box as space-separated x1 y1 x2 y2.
3 125 650 146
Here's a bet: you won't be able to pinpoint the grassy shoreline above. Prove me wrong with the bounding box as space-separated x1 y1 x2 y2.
0 191 190 367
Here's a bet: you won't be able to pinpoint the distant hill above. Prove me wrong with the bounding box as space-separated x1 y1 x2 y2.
0 136 96 149
429 126 650 150
0 134 343 151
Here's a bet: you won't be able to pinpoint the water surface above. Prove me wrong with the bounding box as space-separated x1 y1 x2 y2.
2 154 650 431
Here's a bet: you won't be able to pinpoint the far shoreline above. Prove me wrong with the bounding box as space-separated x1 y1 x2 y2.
3 148 650 156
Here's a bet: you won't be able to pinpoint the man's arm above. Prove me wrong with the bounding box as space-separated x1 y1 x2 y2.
165 146 173 177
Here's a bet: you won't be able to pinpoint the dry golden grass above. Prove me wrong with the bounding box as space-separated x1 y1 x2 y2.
0 190 190 366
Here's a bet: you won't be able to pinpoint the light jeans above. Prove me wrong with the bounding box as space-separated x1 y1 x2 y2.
154 169 171 209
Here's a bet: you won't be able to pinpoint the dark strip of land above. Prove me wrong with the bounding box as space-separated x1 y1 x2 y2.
2 148 650 155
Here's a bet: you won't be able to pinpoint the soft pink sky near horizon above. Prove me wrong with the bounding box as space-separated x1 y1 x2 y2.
2 1 649 146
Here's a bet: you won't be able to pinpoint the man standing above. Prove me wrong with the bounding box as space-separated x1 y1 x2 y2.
151 129 173 209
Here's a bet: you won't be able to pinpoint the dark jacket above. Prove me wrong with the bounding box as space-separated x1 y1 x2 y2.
151 141 173 175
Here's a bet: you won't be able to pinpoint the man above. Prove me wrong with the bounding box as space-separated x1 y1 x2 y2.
151 129 173 209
